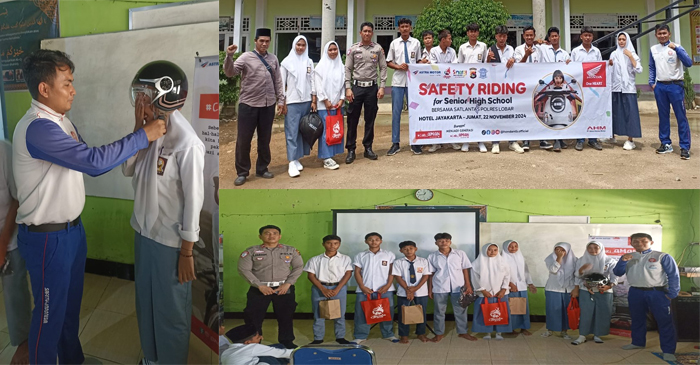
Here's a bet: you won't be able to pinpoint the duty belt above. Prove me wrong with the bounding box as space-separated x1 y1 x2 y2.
26 216 81 233
353 80 376 87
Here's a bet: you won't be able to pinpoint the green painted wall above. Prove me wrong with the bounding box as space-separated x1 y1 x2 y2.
3 0 187 264
222 189 700 316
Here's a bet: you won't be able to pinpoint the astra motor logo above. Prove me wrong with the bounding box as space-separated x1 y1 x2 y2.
582 62 606 87
482 129 501 135
414 70 442 76
200 61 219 68
587 125 607 132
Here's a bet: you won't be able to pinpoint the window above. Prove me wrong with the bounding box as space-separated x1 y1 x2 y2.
275 16 347 63
220 17 249 52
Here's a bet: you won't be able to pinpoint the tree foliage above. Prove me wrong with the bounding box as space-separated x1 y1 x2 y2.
414 0 510 50
219 51 240 110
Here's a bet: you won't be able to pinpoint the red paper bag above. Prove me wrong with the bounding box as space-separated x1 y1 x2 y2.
360 293 392 324
567 297 580 330
481 298 509 326
325 110 344 146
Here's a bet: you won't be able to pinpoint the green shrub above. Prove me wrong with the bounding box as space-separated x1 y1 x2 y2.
684 68 695 109
219 51 240 110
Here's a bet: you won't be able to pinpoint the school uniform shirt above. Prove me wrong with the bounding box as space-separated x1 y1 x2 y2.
492 44 515 63
613 249 680 298
238 243 304 287
537 45 571 63
122 110 205 248
13 100 149 225
649 41 693 85
471 244 510 296
501 240 533 291
280 38 316 105
353 249 396 292
571 45 602 62
220 342 293 365
544 242 578 293
225 50 286 107
0 141 17 251
611 49 643 93
427 248 473 294
392 256 433 297
457 41 488 64
514 43 541 63
386 36 422 87
303 252 353 283
429 46 458 64
574 242 618 293
575 256 618 293
280 61 315 104
421 47 431 61
313 46 346 111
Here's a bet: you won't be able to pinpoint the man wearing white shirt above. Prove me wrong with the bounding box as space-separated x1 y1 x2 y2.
220 323 293 365
420 30 435 63
429 29 458 64
303 234 353 344
537 27 571 152
393 241 433 343
571 26 604 151
386 18 422 156
352 232 397 344
428 232 475 342
487 25 520 154
457 23 489 153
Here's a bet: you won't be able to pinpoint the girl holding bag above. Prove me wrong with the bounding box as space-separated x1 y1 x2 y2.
542 242 578 339
571 241 618 345
313 41 346 170
471 243 512 340
501 240 537 336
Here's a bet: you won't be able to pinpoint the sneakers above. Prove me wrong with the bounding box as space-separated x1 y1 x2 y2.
522 141 530 151
483 334 492 340
310 339 324 344
288 161 300 177
336 338 352 344
387 143 400 156
656 144 673 154
560 140 569 149
561 331 571 340
478 142 487 153
681 149 690 160
460 143 470 152
539 141 553 150
411 145 423 155
600 137 616 144
621 344 645 350
494 333 504 340
352 338 366 345
509 142 525 154
384 336 400 343
594 336 604 343
588 140 603 150
428 144 442 153
323 158 340 170
491 143 500 154
553 140 562 152
294 160 304 171
575 141 584 151
623 140 636 150
540 331 552 337
663 353 677 362
451 143 461 150
571 335 586 345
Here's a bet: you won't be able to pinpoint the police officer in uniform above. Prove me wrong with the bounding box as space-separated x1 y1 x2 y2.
238 225 303 349
344 22 388 164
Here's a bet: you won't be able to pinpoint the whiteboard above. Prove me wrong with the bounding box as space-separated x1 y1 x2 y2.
480 223 663 287
129 1 219 30
41 22 218 200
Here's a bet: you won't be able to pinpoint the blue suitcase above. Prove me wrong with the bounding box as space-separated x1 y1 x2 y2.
291 344 376 365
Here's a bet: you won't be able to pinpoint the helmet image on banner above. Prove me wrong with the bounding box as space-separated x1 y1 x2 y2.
130 60 188 111
532 70 583 130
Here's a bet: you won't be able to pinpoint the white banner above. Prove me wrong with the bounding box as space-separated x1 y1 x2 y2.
588 235 636 257
190 55 220 352
407 62 613 143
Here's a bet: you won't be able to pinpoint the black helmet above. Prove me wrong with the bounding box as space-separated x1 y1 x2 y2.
583 272 610 287
299 112 323 148
130 60 188 111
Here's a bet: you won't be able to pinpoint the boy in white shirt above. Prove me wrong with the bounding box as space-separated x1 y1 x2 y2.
393 241 433 343
570 26 604 151
352 232 398 344
457 23 489 153
220 323 293 365
303 234 353 344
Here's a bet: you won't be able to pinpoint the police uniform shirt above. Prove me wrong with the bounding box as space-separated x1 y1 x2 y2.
514 43 541 63
0 141 17 251
613 249 680 298
344 42 388 89
429 46 458 64
238 243 304 287
649 41 693 84
386 36 422 87
457 41 488 64
220 342 293 365
537 45 571 63
427 248 472 294
571 45 602 62
392 256 433 297
13 100 149 225
353 249 396 292
303 252 353 283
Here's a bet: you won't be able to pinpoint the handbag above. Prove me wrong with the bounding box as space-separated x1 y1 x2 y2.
458 286 478 308
481 297 509 326
360 293 392 324
567 297 581 330
401 300 424 325
319 298 342 320
508 297 527 315
325 109 344 146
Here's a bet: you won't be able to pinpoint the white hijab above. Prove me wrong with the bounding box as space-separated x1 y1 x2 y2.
610 32 637 85
473 243 508 294
544 242 577 289
501 240 525 284
314 41 345 100
281 35 311 99
575 241 608 277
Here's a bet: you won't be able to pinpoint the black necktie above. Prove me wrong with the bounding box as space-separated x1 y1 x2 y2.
408 260 416 284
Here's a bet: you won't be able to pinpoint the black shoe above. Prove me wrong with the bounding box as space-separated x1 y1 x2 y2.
575 141 584 151
656 144 673 154
281 342 298 349
560 140 568 149
255 171 274 179
234 176 246 186
540 141 553 150
681 149 690 160
411 145 423 155
387 143 400 156
522 141 530 151
336 338 352 344
345 150 356 164
588 141 603 150
553 140 561 152
310 340 324 345
364 148 378 160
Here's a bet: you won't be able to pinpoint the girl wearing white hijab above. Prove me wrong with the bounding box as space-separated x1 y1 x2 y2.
471 243 512 340
571 241 618 345
313 41 346 170
542 242 578 339
280 35 316 177
607 31 643 150
501 240 537 335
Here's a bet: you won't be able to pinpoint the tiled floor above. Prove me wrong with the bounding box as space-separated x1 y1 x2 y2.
0 273 217 364
223 318 699 365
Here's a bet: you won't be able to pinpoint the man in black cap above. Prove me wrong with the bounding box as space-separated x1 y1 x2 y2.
225 28 285 186
220 324 293 365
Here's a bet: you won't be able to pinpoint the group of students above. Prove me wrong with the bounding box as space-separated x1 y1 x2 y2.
225 228 681 365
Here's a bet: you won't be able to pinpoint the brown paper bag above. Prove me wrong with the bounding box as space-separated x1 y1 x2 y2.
319 299 341 320
401 304 424 325
509 297 527 315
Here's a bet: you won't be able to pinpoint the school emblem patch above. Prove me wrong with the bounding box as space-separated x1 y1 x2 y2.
157 157 168 176
416 267 424 273
382 260 388 266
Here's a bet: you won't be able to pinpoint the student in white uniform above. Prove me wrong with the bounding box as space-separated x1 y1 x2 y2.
542 242 578 339
303 234 353 344
0 140 31 364
608 31 643 150
536 27 572 152
487 25 521 154
501 240 537 335
428 30 458 153
570 26 604 151
124 61 205 365
280 35 316 177
314 41 346 170
393 240 433 343
420 30 435 63
471 243 512 339
457 23 489 153
220 323 293 365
